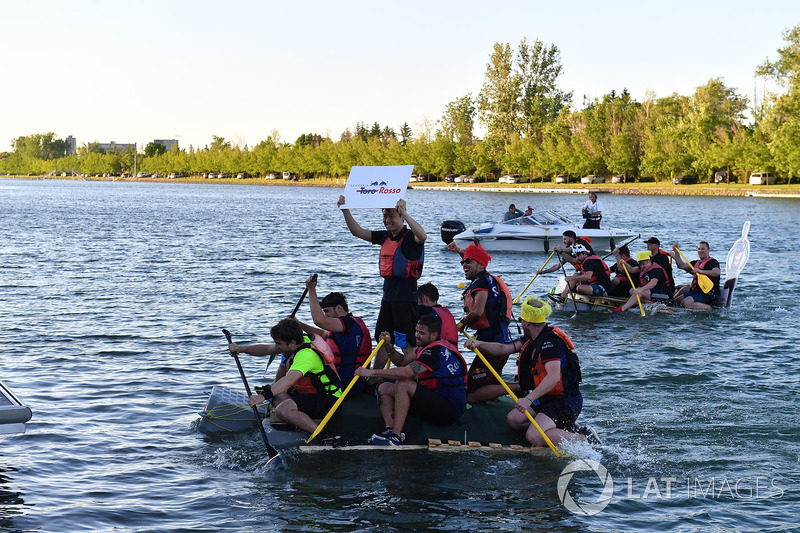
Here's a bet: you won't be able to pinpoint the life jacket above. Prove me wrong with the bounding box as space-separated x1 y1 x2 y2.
641 262 672 293
463 272 512 332
379 228 424 279
582 254 611 286
287 335 342 396
689 256 717 292
415 340 468 391
430 305 460 351
517 326 581 399
653 249 675 287
614 257 639 286
326 315 372 372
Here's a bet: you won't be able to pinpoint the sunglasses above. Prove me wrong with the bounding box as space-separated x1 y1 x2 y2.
460 258 474 265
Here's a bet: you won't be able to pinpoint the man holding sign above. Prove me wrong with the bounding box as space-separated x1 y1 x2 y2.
338 166 426 360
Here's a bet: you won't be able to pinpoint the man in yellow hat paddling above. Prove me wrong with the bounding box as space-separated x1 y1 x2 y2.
465 297 599 447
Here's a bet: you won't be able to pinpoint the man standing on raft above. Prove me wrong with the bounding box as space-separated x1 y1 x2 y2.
338 195 426 360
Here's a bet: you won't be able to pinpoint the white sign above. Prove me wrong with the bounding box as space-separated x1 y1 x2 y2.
340 165 414 209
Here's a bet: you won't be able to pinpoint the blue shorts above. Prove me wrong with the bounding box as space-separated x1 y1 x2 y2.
579 282 607 296
684 290 713 305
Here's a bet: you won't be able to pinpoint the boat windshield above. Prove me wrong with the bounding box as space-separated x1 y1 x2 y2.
501 210 576 226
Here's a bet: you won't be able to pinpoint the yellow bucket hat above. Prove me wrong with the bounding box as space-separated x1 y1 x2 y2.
637 250 652 261
521 296 552 323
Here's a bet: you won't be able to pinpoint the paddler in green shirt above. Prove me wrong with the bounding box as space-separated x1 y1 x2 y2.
243 319 342 435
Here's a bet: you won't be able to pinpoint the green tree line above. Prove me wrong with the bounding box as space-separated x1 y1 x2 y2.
2 26 799 183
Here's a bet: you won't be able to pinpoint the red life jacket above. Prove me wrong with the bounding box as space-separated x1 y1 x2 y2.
288 335 341 396
517 326 581 399
414 340 468 391
690 256 715 291
582 254 611 285
463 273 512 331
641 262 672 288
430 305 459 351
325 315 372 371
379 228 423 279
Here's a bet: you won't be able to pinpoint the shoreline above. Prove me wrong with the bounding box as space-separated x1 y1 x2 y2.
4 175 800 198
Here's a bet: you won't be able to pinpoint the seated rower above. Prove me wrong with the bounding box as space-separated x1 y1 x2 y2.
559 244 613 299
237 319 342 435
539 231 594 274
417 282 459 352
292 275 373 396
609 245 640 297
672 241 721 309
355 314 468 446
609 251 672 312
465 297 598 447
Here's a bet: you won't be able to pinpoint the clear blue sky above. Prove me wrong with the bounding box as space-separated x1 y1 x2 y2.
1 0 796 153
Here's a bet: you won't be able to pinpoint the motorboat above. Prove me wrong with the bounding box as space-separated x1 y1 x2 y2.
441 210 636 253
0 381 32 435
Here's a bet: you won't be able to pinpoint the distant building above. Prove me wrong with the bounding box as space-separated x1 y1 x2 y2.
66 135 77 155
96 141 137 153
154 139 179 152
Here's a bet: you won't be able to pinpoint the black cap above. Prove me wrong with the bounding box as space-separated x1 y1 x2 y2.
645 236 660 245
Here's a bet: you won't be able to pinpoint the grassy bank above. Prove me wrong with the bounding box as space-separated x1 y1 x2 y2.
6 174 800 197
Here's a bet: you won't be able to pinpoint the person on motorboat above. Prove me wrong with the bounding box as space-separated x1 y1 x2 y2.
355 314 468 446
417 282 459 351
337 195 426 361
243 319 342 435
464 297 599 447
609 245 640 297
503 203 524 221
609 251 672 312
539 231 594 274
524 205 533 216
581 192 602 229
557 244 613 300
291 275 373 397
644 236 675 289
671 241 721 309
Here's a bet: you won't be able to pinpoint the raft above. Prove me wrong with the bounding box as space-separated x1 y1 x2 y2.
547 292 677 314
262 393 549 454
0 381 32 435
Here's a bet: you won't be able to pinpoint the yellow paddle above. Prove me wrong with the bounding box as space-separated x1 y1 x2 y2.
513 251 556 304
306 338 385 443
674 247 713 293
461 330 562 457
621 262 645 316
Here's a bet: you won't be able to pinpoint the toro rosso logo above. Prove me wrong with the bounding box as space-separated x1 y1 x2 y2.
356 180 401 194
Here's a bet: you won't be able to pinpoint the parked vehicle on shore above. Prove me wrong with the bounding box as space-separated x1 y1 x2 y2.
672 175 698 185
611 175 625 184
714 171 737 184
581 174 605 184
748 172 776 185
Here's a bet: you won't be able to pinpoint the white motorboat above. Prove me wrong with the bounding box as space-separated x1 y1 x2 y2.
441 210 636 253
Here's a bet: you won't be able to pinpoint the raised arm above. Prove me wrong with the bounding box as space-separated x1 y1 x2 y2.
396 198 427 244
306 275 345 334
338 194 371 242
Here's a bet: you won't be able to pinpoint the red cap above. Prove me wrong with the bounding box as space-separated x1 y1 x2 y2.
463 243 492 267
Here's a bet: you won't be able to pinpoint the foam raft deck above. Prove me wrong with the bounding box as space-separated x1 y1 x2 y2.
264 393 546 454
0 381 32 435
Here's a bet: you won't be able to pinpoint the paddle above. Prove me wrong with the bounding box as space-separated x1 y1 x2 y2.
264 273 319 371
223 328 279 459
674 247 714 293
725 220 751 282
558 252 579 318
621 262 645 316
513 251 555 304
601 234 640 261
306 339 385 444
461 330 562 457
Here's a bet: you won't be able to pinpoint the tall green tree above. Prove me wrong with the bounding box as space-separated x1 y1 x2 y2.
441 94 476 145
517 38 572 142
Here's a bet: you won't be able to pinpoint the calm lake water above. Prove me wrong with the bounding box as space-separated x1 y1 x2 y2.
0 178 798 532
